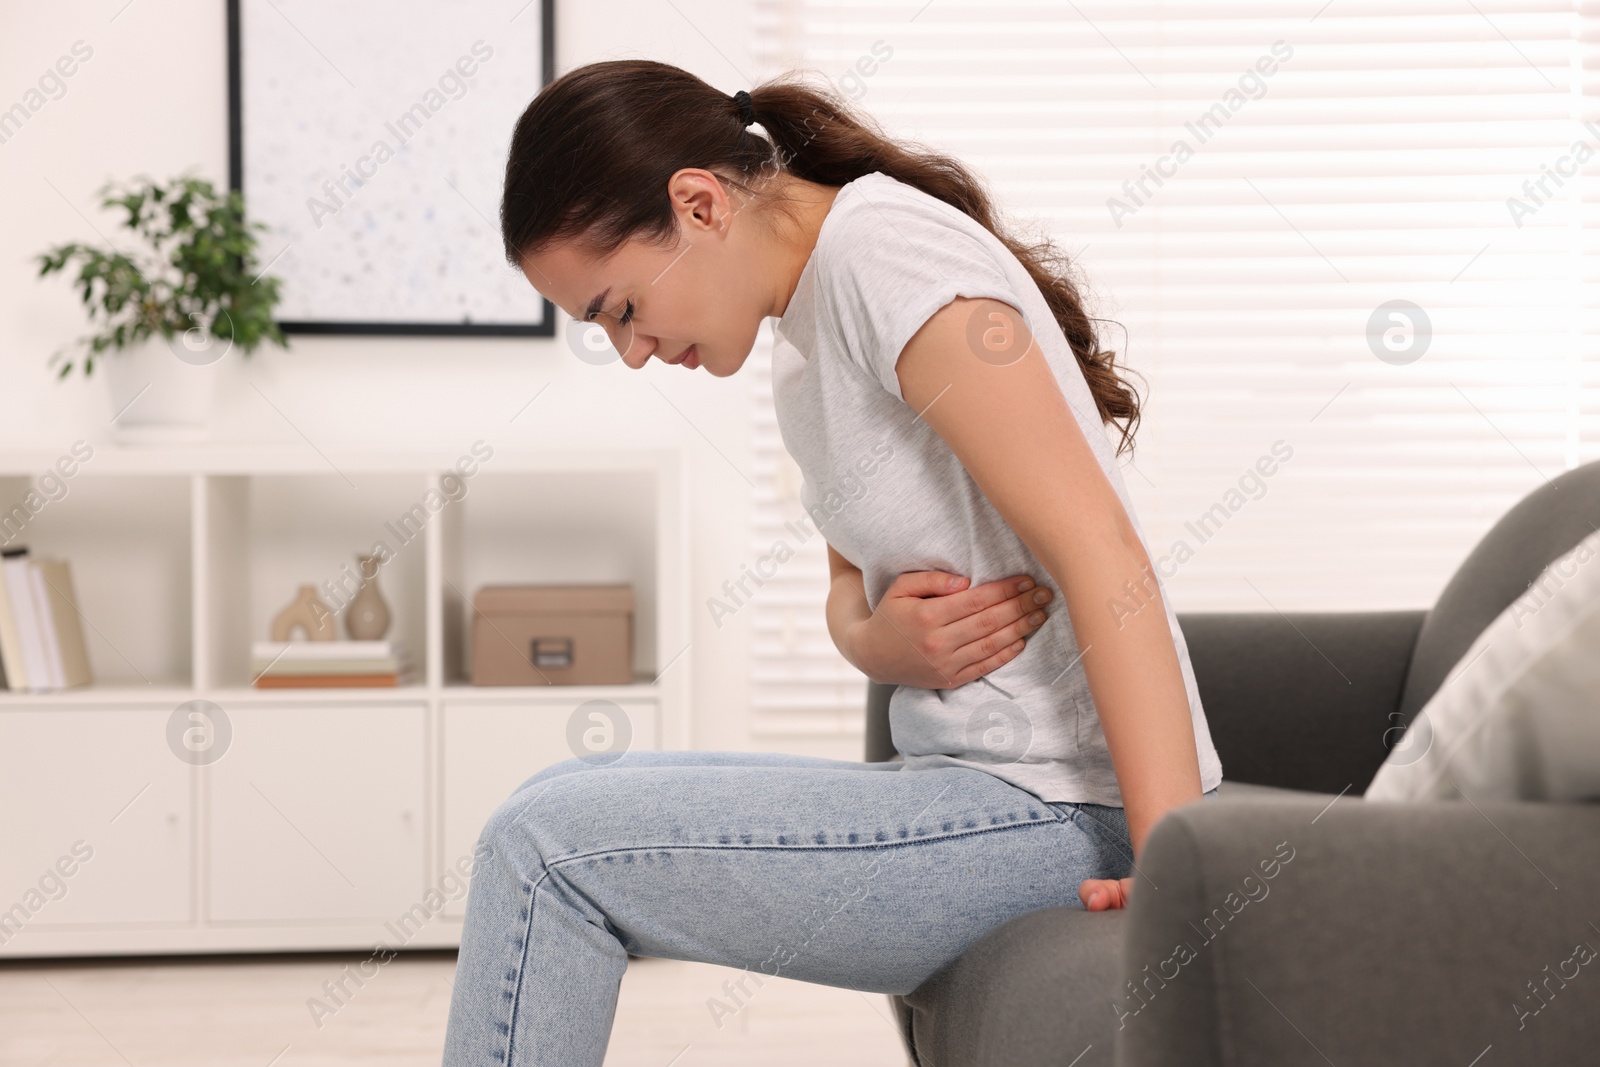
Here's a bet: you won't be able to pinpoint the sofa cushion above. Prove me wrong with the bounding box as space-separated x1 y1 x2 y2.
897 905 1128 1067
1215 779 1333 801
1367 525 1600 803
1398 459 1600 723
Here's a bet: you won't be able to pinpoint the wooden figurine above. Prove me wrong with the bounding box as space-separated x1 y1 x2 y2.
270 584 337 641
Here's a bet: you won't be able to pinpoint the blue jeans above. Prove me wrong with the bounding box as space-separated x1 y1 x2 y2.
441 748 1218 1066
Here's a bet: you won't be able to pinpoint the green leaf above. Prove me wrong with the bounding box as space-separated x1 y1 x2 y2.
37 172 287 376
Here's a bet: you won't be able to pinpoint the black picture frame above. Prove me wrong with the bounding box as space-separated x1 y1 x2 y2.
226 0 556 337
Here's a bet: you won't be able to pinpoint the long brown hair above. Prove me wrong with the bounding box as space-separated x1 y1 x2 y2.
502 60 1143 456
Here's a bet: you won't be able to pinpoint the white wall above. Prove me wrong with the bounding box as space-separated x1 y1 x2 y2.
0 1 770 752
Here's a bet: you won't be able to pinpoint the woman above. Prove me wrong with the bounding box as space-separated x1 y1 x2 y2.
443 59 1224 1065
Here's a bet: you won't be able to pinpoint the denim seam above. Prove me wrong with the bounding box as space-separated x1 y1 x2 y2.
1056 789 1217 844
1056 802 1125 841
1053 803 1135 874
503 868 551 1067
542 815 1076 870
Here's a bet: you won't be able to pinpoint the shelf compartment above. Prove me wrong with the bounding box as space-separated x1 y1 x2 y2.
0 473 192 689
0 707 192 934
197 473 431 689
439 469 659 687
205 703 426 923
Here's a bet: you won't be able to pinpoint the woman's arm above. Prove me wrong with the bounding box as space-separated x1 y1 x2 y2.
825 542 1055 689
893 297 1203 884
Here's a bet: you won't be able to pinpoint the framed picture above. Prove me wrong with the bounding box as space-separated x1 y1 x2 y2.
227 0 556 336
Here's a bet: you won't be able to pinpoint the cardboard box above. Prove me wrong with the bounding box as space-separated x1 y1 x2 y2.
470 584 634 686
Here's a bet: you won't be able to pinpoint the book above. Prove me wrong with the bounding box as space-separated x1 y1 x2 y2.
253 658 405 675
250 640 403 661
27 564 65 689
33 560 92 690
1 549 49 693
253 673 401 689
248 639 409 688
0 548 27 691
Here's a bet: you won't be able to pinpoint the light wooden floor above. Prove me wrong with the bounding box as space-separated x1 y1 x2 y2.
0 951 914 1065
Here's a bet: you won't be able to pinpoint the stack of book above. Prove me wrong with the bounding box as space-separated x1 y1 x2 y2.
250 640 408 688
0 546 93 692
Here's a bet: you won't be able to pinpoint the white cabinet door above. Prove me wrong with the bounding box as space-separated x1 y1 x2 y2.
208 703 425 923
440 698 658 918
0 707 191 939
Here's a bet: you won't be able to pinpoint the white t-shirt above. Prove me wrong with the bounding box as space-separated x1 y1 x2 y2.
771 171 1224 806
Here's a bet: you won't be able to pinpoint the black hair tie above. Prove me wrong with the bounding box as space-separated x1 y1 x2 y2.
733 89 756 127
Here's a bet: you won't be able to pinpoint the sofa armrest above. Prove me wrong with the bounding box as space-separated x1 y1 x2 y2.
1117 796 1600 1067
1177 610 1426 793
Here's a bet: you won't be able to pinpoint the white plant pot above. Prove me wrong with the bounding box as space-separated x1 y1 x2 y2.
103 336 225 444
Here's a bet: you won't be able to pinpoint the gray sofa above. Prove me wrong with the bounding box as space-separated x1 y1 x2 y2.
867 459 1600 1066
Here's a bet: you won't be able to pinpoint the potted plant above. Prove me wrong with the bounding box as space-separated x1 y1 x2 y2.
37 173 287 442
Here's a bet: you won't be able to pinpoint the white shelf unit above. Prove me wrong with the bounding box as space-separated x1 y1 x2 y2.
0 447 689 957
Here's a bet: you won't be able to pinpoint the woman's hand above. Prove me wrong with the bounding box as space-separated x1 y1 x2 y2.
844 570 1053 690
1079 876 1134 911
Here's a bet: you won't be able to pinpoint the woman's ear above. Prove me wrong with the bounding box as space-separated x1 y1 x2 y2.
666 168 734 235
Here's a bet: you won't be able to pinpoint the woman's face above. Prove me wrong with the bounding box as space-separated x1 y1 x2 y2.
520 170 769 377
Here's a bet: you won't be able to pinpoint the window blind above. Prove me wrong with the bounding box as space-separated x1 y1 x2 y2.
746 1 1598 741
